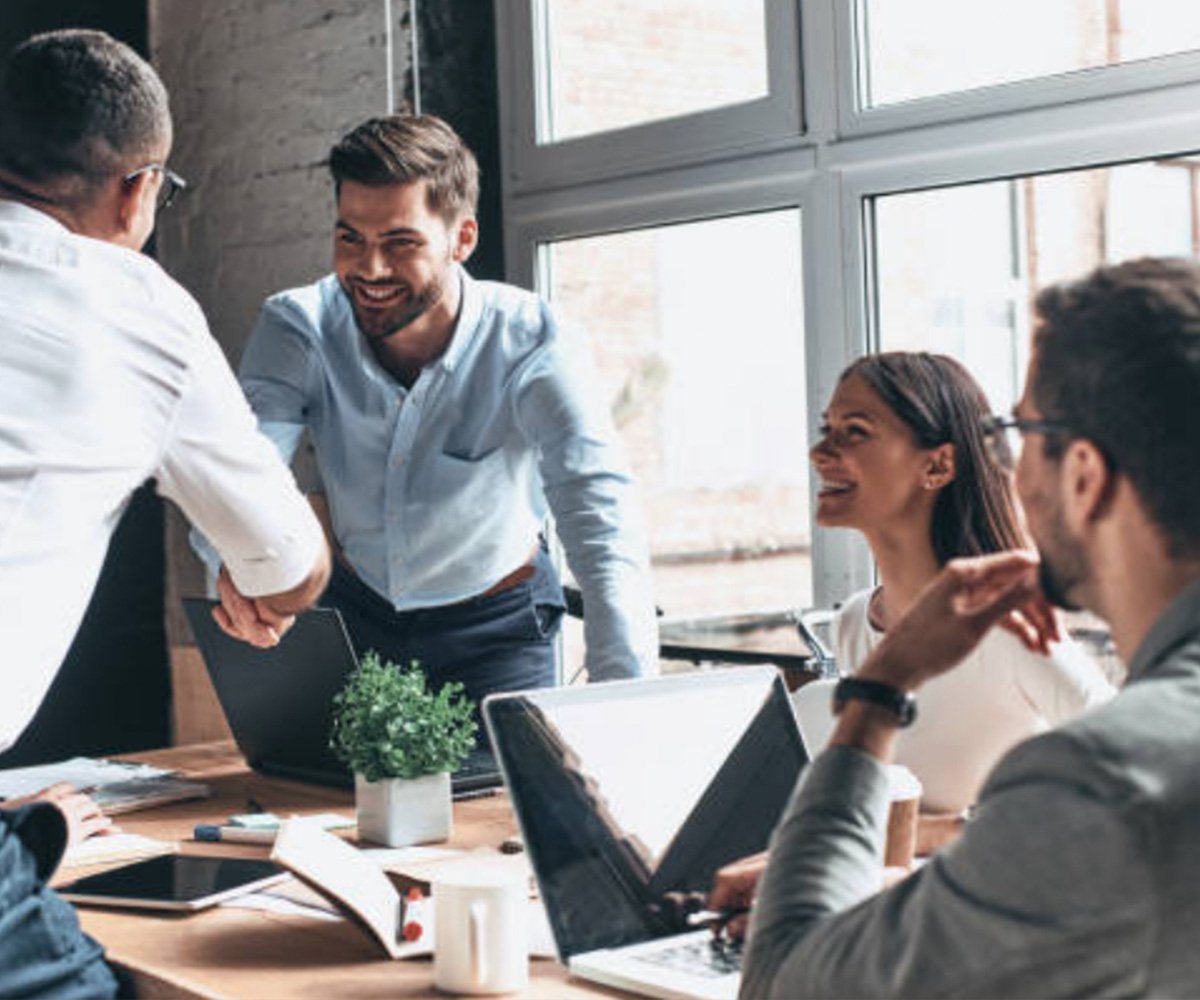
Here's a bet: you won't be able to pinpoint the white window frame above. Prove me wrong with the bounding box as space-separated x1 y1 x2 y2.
495 0 803 194
838 0 1200 138
495 0 1200 610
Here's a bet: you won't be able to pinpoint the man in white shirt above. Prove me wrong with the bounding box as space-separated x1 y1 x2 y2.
0 30 329 996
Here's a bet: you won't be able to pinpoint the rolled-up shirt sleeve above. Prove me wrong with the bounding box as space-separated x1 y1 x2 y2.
744 737 1154 999
513 328 658 682
0 803 68 895
157 325 324 598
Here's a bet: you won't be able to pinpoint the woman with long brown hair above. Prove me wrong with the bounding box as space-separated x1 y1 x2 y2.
810 351 1113 813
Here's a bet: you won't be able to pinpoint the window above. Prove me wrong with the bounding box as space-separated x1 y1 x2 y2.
539 0 769 142
499 0 800 190
544 211 811 626
859 0 1200 109
496 0 1200 615
872 155 1200 413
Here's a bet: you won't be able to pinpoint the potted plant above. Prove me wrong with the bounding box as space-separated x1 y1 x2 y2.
330 652 477 847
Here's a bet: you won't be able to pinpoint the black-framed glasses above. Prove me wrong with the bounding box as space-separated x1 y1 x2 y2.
123 163 188 211
982 414 1074 468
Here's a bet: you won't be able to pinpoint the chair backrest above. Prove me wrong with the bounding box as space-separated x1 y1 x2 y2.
790 677 839 755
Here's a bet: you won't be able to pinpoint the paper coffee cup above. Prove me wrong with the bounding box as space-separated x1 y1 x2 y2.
884 765 922 869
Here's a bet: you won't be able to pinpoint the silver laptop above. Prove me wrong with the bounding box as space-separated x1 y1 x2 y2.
483 667 808 1000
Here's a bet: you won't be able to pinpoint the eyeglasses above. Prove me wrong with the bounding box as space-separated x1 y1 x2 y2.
123 163 188 211
982 414 1074 468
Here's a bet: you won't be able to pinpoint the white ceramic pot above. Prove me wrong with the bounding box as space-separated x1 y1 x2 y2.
355 771 452 847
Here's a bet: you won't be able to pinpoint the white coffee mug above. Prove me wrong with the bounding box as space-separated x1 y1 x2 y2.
433 865 528 995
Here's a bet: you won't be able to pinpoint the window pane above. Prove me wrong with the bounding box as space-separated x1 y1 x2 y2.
539 0 769 142
872 154 1200 414
861 0 1200 108
543 211 810 673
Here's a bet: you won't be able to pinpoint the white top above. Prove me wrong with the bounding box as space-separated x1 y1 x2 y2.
833 587 1116 813
0 201 324 751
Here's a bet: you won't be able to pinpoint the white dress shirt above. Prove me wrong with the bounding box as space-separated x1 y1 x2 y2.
0 201 324 751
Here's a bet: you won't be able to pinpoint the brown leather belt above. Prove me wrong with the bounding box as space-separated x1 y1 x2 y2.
476 561 536 598
463 543 540 602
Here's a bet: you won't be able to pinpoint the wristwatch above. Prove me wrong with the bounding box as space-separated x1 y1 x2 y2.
832 677 917 727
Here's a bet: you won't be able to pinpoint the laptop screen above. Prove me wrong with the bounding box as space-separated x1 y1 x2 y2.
182 598 501 795
483 667 807 961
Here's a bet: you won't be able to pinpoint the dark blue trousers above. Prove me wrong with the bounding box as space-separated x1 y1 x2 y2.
0 804 118 999
318 543 564 718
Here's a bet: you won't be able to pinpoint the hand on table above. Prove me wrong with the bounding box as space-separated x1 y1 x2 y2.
213 566 295 648
3 782 117 851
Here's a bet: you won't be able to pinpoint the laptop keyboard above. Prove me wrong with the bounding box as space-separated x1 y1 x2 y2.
450 749 502 798
631 936 743 978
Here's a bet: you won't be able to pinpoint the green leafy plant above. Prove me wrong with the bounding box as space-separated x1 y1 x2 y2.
329 652 478 782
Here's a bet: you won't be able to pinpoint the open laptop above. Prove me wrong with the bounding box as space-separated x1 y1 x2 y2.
182 598 502 798
483 667 808 1000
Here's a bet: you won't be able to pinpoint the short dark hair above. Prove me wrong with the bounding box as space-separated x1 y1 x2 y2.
843 352 1025 565
329 115 479 222
0 29 170 202
1032 257 1200 558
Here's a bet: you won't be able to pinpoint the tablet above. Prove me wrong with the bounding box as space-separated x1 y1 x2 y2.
58 854 287 911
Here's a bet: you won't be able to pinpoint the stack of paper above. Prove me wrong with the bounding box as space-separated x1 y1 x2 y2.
0 757 208 815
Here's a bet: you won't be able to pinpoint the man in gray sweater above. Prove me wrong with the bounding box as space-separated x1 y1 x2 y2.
722 256 1200 998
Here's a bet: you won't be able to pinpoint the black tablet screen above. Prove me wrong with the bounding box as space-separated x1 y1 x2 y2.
60 855 284 909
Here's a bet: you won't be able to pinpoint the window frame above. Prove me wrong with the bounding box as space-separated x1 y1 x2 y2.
837 0 1200 137
496 0 1200 609
495 0 804 194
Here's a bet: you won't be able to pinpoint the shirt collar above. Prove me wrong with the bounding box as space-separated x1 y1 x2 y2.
437 266 482 374
0 198 70 233
1126 574 1200 681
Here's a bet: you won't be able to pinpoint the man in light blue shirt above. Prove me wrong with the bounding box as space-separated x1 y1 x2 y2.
212 115 658 705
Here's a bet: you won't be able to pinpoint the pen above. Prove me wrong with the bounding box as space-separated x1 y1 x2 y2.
194 823 277 845
685 906 751 930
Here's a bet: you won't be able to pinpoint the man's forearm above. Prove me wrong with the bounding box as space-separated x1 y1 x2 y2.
741 747 892 999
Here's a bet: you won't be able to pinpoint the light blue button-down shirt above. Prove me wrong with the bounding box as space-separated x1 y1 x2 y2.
236 268 658 681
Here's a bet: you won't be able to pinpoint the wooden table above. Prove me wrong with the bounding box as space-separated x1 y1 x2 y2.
658 610 824 690
62 742 619 999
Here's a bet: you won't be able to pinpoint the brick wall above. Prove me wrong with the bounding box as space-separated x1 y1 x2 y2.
149 0 410 672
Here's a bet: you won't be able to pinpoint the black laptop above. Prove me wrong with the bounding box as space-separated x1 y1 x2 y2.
483 667 808 1000
182 598 502 797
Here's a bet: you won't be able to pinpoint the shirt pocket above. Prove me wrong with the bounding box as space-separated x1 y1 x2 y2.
441 442 504 463
429 446 511 506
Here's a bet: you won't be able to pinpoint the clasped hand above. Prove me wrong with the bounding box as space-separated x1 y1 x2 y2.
212 566 295 647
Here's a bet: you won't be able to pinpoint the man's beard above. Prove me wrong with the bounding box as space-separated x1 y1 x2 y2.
348 272 446 342
1036 503 1088 611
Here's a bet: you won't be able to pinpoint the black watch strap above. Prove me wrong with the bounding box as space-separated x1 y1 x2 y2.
832 677 917 727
